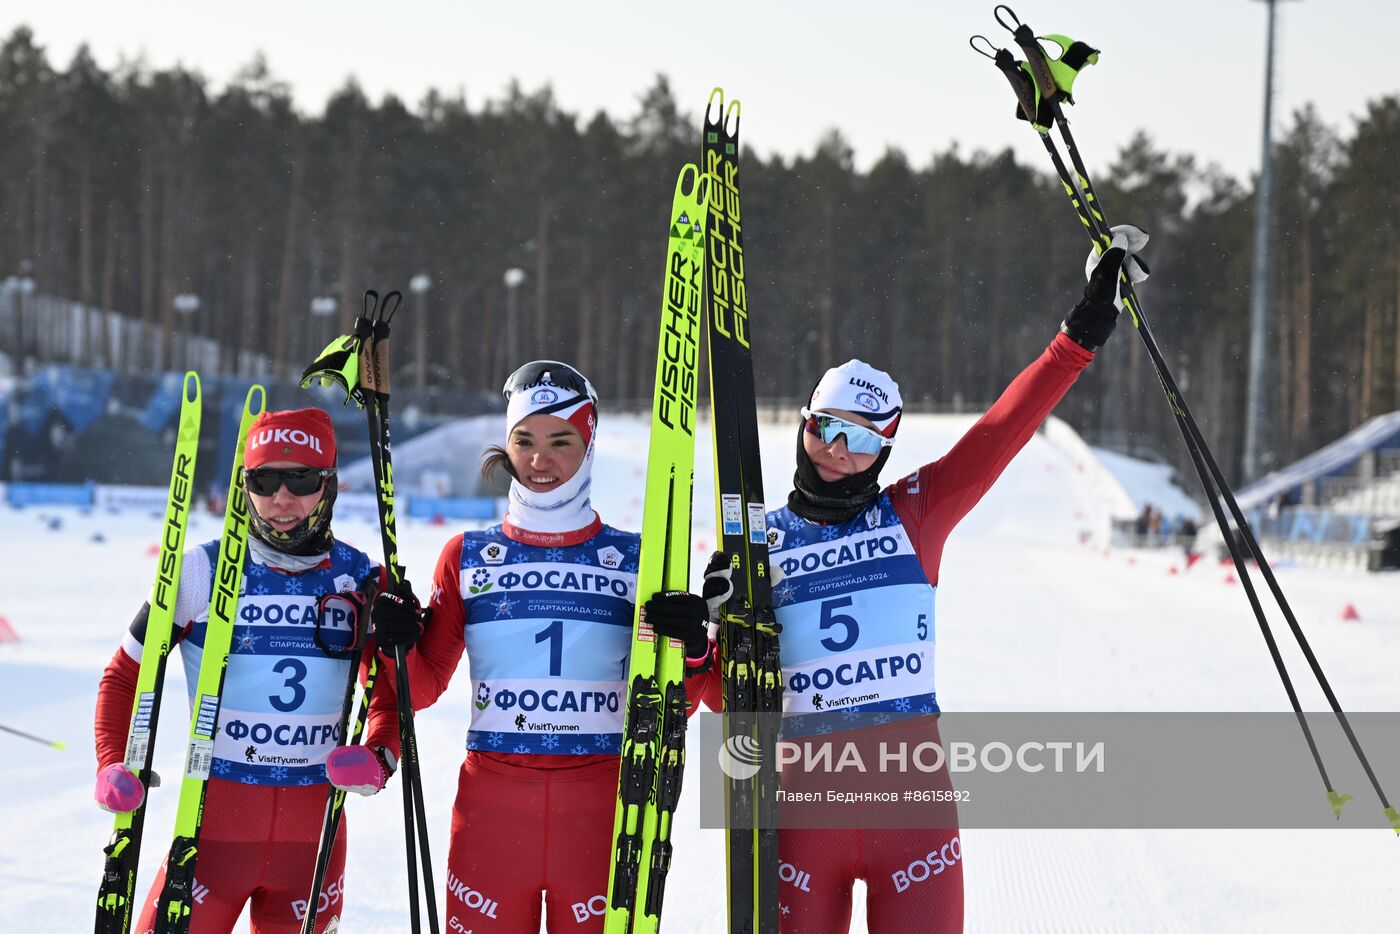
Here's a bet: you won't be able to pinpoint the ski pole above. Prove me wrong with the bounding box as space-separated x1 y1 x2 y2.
976 7 1398 833
975 15 1345 810
297 587 377 934
1004 9 1395 828
0 723 66 749
298 309 381 934
299 291 440 930
362 296 441 934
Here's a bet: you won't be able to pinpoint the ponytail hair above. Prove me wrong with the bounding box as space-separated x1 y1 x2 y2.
480 444 518 485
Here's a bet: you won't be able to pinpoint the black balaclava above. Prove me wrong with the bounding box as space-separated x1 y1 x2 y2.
247 481 337 556
788 424 892 524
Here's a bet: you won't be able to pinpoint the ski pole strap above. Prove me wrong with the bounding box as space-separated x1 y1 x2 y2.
300 287 399 405
301 323 371 407
986 42 1055 134
994 6 1098 104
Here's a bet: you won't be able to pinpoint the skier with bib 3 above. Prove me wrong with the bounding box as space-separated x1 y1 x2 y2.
93 408 382 933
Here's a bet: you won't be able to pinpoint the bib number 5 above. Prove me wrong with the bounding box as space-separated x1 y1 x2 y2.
819 597 860 652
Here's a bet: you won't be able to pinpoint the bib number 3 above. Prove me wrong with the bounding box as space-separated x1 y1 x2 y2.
269 658 308 712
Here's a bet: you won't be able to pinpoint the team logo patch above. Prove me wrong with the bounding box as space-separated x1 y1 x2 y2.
530 387 559 405
466 568 493 595
333 573 356 593
854 391 880 412
480 542 507 565
766 527 785 549
865 504 882 529
597 546 623 569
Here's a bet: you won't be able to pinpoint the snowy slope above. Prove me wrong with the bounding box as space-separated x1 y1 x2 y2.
1 412 1397 932
1091 445 1202 522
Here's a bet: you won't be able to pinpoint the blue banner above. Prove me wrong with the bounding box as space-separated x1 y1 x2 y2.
139 371 186 434
29 365 116 434
8 482 94 507
407 496 501 520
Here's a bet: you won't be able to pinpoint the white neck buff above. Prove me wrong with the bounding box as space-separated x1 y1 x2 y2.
505 443 597 533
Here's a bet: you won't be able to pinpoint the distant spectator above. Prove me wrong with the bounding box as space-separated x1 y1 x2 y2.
1178 516 1199 558
1136 504 1152 539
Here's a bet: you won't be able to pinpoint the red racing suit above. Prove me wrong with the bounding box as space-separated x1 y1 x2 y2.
94 540 380 934
693 332 1094 933
367 516 713 934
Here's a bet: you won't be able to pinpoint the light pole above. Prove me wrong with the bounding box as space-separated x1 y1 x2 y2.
2 274 34 366
410 273 431 392
1243 0 1297 483
503 268 526 368
310 295 337 374
173 293 200 372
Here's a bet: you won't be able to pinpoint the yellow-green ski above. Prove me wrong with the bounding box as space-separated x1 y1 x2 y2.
95 372 203 934
605 163 710 934
154 384 265 934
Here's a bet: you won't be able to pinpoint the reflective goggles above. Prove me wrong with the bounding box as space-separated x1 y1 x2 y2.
502 360 598 404
801 407 893 456
243 466 336 497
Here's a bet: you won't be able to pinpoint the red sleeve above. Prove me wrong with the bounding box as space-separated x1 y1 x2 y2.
95 600 199 774
684 641 723 714
889 332 1093 586
365 534 468 756
94 648 140 772
355 564 390 710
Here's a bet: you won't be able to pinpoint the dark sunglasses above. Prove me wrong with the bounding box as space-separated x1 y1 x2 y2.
243 466 336 497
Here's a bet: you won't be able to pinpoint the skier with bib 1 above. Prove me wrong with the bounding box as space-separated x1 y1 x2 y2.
322 361 728 934
93 408 383 933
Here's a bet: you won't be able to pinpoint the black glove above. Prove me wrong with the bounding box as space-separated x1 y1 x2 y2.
1062 224 1152 351
372 579 429 654
645 591 711 660
1060 246 1127 351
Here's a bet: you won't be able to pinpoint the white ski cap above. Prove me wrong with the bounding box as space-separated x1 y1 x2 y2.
808 359 903 437
503 361 598 446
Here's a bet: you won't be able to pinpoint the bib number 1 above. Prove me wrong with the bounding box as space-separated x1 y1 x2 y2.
535 620 564 676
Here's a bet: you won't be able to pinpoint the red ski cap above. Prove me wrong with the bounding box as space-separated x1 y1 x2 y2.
245 408 336 469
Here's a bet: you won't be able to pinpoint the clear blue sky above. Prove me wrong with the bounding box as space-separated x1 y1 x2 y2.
5 1 1397 179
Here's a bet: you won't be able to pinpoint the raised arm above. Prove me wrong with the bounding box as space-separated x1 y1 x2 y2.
889 238 1142 584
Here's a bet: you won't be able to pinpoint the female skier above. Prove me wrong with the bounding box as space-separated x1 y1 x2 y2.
758 236 1146 933
325 360 723 934
93 407 380 933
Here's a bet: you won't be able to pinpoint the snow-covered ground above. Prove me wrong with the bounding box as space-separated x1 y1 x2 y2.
2 412 1397 932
